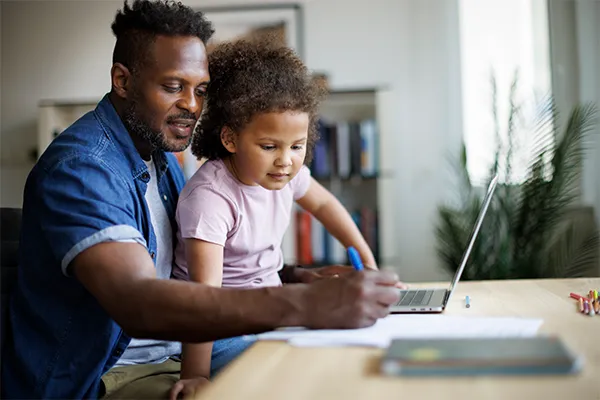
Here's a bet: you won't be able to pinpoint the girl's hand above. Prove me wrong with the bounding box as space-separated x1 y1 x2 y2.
296 265 354 283
300 265 378 281
299 265 408 289
169 377 210 400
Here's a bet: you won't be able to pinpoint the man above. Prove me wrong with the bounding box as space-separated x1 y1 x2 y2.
1 1 401 399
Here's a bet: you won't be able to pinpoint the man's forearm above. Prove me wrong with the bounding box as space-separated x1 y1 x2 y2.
73 243 309 343
125 279 306 342
73 242 399 345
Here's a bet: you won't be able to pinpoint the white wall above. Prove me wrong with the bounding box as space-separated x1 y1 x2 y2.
575 1 600 229
548 0 600 229
1 0 120 206
0 0 463 281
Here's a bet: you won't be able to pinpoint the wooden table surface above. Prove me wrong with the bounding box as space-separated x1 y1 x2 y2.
194 278 600 400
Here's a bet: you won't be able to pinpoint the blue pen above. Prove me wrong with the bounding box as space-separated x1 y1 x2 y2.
465 295 471 308
347 246 364 271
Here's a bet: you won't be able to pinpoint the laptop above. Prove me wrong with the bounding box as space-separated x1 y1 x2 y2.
390 175 498 313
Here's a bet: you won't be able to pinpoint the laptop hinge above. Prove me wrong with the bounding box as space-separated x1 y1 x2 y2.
442 290 450 307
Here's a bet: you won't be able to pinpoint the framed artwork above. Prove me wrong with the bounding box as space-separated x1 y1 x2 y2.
202 4 303 58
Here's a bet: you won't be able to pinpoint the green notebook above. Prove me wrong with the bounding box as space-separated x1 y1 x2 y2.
381 336 582 376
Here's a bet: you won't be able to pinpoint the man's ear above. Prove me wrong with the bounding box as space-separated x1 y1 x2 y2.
221 126 237 153
111 62 131 99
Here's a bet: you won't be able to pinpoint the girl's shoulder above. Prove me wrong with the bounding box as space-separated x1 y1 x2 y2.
288 165 312 199
179 159 236 203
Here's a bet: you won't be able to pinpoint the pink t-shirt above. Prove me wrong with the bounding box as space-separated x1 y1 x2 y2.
173 159 311 288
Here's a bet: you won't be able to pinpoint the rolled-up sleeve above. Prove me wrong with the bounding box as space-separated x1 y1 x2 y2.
37 155 146 276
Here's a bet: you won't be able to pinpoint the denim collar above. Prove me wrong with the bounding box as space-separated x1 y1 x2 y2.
94 93 169 181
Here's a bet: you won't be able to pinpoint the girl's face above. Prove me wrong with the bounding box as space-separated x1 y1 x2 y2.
222 111 309 190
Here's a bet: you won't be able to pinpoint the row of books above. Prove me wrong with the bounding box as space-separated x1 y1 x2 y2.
310 119 379 179
284 206 379 266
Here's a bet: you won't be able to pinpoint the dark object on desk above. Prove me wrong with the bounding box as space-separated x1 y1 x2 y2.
381 337 581 376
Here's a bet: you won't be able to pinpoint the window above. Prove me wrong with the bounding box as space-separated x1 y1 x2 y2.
458 0 552 185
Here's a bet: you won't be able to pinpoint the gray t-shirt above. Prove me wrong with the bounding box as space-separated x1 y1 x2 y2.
116 159 181 366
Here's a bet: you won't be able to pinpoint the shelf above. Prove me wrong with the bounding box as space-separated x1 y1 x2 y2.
313 171 393 182
38 99 98 107
0 160 35 168
314 175 377 185
327 86 389 96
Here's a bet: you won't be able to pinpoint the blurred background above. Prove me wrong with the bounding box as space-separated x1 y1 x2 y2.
1 0 599 282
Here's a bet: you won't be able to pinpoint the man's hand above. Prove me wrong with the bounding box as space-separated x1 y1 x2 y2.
299 269 401 329
169 377 210 400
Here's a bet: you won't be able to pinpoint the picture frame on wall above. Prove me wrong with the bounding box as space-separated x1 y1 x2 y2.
202 4 304 59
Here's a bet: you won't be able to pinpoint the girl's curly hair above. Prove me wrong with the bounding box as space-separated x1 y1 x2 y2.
191 39 327 164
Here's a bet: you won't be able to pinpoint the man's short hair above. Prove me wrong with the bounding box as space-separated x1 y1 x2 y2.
111 0 214 72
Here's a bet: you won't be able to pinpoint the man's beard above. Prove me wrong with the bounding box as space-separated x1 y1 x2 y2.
123 97 194 153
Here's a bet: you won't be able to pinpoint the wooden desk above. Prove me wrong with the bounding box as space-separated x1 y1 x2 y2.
196 278 600 400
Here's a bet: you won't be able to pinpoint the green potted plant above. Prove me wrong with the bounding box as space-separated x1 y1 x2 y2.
436 76 599 280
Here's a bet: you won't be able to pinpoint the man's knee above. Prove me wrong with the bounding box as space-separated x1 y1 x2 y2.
103 372 180 400
101 360 182 399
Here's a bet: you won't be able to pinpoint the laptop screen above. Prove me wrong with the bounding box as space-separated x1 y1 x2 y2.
445 175 498 301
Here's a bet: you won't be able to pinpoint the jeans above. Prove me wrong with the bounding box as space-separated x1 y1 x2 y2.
210 336 256 376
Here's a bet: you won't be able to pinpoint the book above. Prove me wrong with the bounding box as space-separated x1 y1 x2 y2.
295 209 313 265
310 118 379 179
381 336 582 376
310 215 326 264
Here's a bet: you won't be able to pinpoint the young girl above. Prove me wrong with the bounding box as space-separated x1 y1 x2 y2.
171 38 378 394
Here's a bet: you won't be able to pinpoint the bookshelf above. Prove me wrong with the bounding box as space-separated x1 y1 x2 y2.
282 88 397 268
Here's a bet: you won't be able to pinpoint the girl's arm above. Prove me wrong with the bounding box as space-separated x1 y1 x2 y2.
180 239 224 380
296 177 377 269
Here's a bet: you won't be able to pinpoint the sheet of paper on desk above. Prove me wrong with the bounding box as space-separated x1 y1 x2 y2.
252 315 544 348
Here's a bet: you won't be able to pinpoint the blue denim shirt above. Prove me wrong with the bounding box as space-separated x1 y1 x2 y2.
1 94 186 399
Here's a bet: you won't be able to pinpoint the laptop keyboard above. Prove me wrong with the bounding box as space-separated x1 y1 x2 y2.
396 290 434 306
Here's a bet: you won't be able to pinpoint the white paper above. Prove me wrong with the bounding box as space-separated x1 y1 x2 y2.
253 315 544 348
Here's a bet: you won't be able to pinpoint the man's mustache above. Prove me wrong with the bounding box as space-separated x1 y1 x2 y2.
167 113 197 123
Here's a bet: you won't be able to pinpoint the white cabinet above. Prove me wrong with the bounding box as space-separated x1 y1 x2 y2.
38 100 96 158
